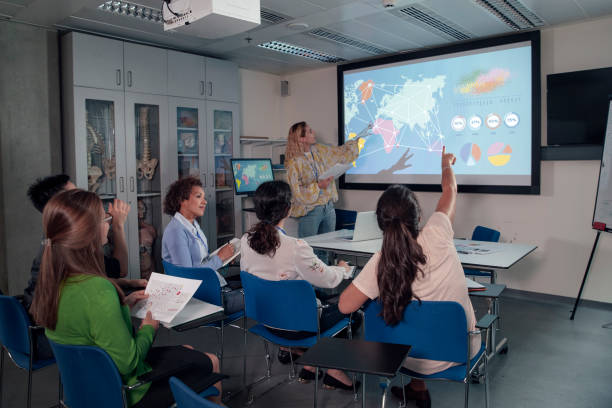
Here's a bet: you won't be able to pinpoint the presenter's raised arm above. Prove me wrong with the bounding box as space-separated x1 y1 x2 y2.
435 146 458 223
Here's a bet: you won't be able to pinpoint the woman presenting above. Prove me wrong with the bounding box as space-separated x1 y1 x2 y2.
285 121 370 238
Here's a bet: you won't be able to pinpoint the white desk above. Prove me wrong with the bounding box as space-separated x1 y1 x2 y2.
304 229 537 361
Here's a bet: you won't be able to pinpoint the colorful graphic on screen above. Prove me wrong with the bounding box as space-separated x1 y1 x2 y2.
342 42 533 186
230 159 274 195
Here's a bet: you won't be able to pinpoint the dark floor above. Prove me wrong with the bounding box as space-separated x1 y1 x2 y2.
2 292 612 408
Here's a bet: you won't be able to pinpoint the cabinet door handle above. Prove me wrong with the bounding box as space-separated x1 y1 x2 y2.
208 81 212 96
127 71 132 87
116 69 121 86
130 176 135 192
200 81 205 95
119 177 125 192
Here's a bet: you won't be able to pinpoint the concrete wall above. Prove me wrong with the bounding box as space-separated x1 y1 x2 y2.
0 21 62 294
242 15 612 303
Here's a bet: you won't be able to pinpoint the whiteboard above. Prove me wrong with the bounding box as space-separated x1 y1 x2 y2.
592 98 612 232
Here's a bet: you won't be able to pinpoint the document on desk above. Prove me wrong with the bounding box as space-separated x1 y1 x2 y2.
319 162 353 180
206 237 241 267
162 298 223 329
465 277 485 291
131 272 202 324
456 242 503 255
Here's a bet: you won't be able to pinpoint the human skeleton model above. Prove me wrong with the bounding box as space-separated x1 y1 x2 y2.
137 107 159 181
138 199 157 279
86 121 116 192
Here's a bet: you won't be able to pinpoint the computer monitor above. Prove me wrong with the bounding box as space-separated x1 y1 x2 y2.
230 158 274 196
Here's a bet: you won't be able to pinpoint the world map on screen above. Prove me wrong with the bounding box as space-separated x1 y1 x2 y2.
343 45 532 178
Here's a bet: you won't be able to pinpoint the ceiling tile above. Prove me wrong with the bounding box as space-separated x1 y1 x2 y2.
516 0 586 25
421 0 513 36
572 0 612 18
324 19 414 51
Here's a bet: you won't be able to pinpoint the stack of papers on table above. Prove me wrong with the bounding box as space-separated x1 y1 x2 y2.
465 277 486 292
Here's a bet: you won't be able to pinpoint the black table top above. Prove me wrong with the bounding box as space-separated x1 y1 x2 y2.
171 310 228 332
296 337 411 378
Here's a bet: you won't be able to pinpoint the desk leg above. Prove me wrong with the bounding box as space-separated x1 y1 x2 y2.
362 373 366 408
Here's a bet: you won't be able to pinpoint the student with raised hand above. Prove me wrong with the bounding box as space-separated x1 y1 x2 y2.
240 180 360 391
30 189 223 408
338 147 478 408
161 176 243 314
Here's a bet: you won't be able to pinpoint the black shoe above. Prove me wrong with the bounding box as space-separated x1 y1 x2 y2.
391 384 431 408
322 373 361 391
277 349 300 365
298 368 324 383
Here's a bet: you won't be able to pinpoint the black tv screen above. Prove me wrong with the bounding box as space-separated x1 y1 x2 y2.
338 31 541 195
547 66 612 146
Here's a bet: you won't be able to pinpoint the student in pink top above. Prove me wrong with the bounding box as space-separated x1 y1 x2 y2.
339 147 479 408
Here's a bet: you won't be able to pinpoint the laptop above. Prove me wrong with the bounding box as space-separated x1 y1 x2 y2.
342 211 383 242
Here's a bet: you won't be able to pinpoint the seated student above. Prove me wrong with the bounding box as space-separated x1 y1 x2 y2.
240 180 359 391
30 189 223 408
161 176 243 314
23 174 145 360
338 148 479 408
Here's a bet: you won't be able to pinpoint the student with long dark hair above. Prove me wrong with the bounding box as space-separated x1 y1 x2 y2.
240 180 359 390
31 189 223 407
339 148 479 408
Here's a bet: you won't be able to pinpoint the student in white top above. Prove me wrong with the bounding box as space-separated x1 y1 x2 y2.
339 147 479 408
240 180 360 391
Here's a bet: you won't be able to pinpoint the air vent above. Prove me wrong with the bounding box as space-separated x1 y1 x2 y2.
473 0 544 30
393 5 472 41
257 41 345 63
260 7 290 24
308 28 391 56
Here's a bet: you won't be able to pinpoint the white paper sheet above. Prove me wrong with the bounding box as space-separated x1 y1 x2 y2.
207 237 241 267
319 162 353 180
131 272 202 324
161 298 224 328
455 242 502 255
465 277 485 289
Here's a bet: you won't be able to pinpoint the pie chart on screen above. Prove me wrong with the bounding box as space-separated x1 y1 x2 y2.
460 143 481 166
487 142 512 166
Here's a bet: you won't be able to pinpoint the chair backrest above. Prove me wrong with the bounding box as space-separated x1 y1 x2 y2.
240 271 319 332
472 226 500 243
0 295 32 356
169 377 221 408
163 261 222 306
335 209 357 230
49 340 126 408
364 300 468 364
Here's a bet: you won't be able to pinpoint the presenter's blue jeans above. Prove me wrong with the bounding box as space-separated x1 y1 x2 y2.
295 201 336 263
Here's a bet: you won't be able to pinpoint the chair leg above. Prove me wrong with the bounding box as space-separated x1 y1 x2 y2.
58 375 63 408
288 349 296 380
400 375 407 408
313 367 319 408
1 347 4 408
380 377 391 408
219 324 225 374
464 378 470 408
242 315 247 391
263 341 271 378
27 354 33 408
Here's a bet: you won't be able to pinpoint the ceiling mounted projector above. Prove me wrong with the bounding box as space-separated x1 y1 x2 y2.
163 0 260 39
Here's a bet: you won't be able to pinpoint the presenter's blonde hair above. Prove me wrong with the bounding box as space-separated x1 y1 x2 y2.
285 121 308 160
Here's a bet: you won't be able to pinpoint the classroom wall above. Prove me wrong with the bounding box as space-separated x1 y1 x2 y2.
263 14 612 304
0 21 62 294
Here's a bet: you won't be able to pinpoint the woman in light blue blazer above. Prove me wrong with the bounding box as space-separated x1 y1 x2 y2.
162 176 243 314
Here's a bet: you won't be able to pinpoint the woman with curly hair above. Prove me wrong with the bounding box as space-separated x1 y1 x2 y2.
338 148 479 408
161 176 242 314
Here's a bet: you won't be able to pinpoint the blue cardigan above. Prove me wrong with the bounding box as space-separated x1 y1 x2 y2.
161 217 223 271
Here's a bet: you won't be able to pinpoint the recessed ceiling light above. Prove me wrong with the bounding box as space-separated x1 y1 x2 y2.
287 22 309 30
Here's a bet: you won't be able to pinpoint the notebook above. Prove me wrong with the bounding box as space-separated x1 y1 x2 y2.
342 211 383 242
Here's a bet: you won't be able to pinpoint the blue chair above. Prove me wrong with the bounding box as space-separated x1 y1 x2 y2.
365 300 496 408
169 376 223 408
0 295 58 408
240 271 354 405
162 261 245 373
335 209 357 230
464 226 501 282
49 340 222 408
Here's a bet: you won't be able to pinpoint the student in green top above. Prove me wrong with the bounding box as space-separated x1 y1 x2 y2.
30 189 223 408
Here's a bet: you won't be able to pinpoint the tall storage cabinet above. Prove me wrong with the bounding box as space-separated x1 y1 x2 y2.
62 32 241 279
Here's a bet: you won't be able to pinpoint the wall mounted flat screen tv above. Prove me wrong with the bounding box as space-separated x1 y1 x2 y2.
547 66 612 146
338 31 541 194
230 158 274 196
